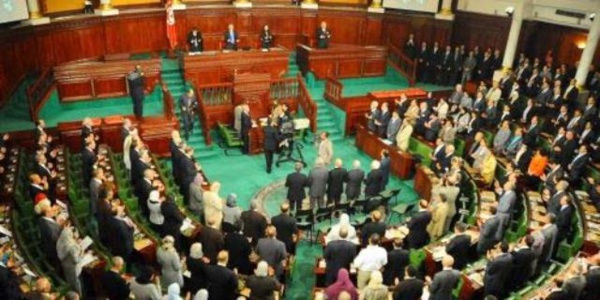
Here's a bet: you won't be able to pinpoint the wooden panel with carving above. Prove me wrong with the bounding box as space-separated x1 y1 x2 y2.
316 9 366 45
452 11 510 51
103 13 167 54
296 44 387 79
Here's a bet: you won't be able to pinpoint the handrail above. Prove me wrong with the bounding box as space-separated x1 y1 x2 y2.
195 86 213 146
324 76 343 105
27 68 55 122
387 44 417 86
196 82 234 106
161 83 176 121
270 77 299 101
297 74 317 133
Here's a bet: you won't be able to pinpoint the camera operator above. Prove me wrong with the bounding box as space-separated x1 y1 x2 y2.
263 120 280 174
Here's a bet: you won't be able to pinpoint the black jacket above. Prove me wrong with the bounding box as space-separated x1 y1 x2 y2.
271 213 297 253
393 277 424 300
206 264 238 300
446 234 471 270
285 171 308 205
263 125 279 152
383 248 410 285
405 211 432 249
364 169 384 196
327 167 348 199
324 239 357 285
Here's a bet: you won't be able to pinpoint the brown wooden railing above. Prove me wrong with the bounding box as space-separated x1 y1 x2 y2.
297 74 317 133
196 82 234 106
270 77 299 102
161 83 176 121
324 76 343 105
387 44 417 86
27 69 55 122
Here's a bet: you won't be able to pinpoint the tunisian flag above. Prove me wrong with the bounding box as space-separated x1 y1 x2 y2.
166 1 178 50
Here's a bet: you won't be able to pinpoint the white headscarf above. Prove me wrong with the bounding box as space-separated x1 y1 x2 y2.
326 213 358 244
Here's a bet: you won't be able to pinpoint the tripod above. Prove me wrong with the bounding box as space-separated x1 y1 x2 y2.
276 139 306 167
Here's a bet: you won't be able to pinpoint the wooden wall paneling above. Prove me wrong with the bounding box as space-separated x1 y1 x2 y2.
183 9 237 51
0 28 39 103
250 8 302 50
235 10 254 33
40 22 106 65
381 15 411 48
301 9 318 41
451 11 510 51
103 13 167 54
316 9 365 45
365 14 383 46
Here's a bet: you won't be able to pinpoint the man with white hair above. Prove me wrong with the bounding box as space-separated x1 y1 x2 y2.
308 158 329 208
241 199 268 246
327 158 347 205
365 101 380 132
345 160 365 201
364 160 384 198
245 261 282 299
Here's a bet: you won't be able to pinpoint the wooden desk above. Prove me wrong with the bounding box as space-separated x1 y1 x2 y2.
423 229 481 277
414 166 437 201
181 48 291 85
58 118 102 153
296 44 387 79
355 125 413 179
53 59 161 102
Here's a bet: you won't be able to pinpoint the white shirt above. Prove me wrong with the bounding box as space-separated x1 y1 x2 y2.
353 245 387 272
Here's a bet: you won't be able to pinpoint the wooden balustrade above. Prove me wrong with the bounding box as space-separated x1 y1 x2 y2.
162 84 176 121
27 69 55 122
324 76 343 106
196 83 234 106
270 77 299 102
387 44 417 86
297 74 317 133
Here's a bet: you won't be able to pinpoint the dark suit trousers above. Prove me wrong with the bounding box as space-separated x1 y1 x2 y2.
242 132 250 154
132 93 144 119
265 150 274 173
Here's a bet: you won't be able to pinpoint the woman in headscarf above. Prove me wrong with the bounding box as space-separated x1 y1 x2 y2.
130 265 162 300
359 271 387 300
203 182 223 229
324 269 358 300
193 289 208 300
188 173 205 219
326 213 358 244
123 129 138 176
163 283 183 300
185 243 207 295
222 193 241 233
157 236 184 290
245 261 282 300
56 225 83 294
148 190 165 236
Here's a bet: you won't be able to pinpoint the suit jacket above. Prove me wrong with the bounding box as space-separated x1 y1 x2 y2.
523 124 541 146
198 226 224 263
377 111 391 137
569 153 589 181
81 148 96 185
484 253 514 296
189 182 204 214
161 198 185 241
361 221 387 247
405 210 432 249
38 217 61 260
345 169 365 200
134 179 153 218
241 210 268 243
89 178 102 217
429 269 460 300
584 267 600 300
396 123 413 152
0 264 22 300
387 118 401 140
241 112 252 136
510 247 536 288
308 166 329 198
364 169 384 196
556 205 574 241
101 270 130 300
206 264 238 300
478 216 501 253
109 216 134 259
285 171 308 205
318 140 333 165
223 30 239 49
380 157 391 190
263 125 279 151
327 167 348 199
393 277 424 300
256 237 287 276
324 239 357 285
446 234 471 270
383 248 410 285
315 28 331 49
224 232 253 275
271 213 297 253
541 224 558 262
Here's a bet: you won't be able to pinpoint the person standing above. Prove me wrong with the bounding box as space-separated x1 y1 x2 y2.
240 105 252 154
327 158 348 205
263 120 279 174
428 255 460 300
285 162 308 211
187 27 203 54
318 131 333 165
223 24 239 50
315 21 331 49
345 160 365 201
308 158 329 208
127 65 145 120
179 89 197 141
260 25 273 49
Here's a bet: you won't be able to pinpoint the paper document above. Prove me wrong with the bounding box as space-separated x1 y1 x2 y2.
79 236 93 251
22 265 38 278
180 218 196 233
0 225 12 237
78 253 98 268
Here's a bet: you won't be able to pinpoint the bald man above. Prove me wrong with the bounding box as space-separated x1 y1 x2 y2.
101 257 130 300
271 202 298 255
256 225 288 280
327 158 348 205
428 255 460 300
206 251 238 300
315 21 331 49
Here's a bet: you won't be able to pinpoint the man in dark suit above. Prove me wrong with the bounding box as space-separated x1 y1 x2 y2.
223 23 239 50
393 266 424 300
583 254 600 300
101 257 130 300
327 158 347 205
121 118 133 142
324 227 357 285
256 226 288 280
179 89 197 141
241 200 268 246
428 255 460 300
568 145 589 184
38 206 62 267
509 235 536 290
345 160 365 201
240 105 252 154
383 236 410 286
416 42 429 82
178 147 198 203
34 119 46 143
445 223 472 270
523 116 541 146
484 242 514 298
187 27 203 53
405 200 432 249
285 162 308 211
127 65 145 120
161 195 185 249
132 149 152 188
263 120 279 174
35 154 56 201
364 160 384 198
315 21 331 49
271 202 298 255
0 251 22 300
207 251 239 300
109 207 134 263
555 195 574 243
380 150 391 191
543 159 564 193
361 210 387 247
198 217 224 263
224 221 253 275
81 141 97 186
135 169 155 218
376 103 391 137
477 206 501 254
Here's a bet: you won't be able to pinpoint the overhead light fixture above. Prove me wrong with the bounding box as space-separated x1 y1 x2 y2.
505 6 515 17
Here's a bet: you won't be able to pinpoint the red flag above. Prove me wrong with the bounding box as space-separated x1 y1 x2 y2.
166 1 178 50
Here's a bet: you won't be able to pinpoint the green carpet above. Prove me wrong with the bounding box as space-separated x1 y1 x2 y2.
0 76 36 132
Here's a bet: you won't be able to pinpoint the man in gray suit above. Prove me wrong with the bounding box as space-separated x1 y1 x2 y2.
428 255 460 300
256 225 288 281
386 112 401 142
56 225 84 294
308 158 329 208
496 181 517 241
477 206 501 254
89 168 104 238
540 214 559 263
188 173 204 219
345 160 365 201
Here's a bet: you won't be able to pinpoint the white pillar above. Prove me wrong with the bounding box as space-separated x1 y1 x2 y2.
95 0 119 16
23 0 50 25
435 0 454 20
501 1 526 70
575 12 600 88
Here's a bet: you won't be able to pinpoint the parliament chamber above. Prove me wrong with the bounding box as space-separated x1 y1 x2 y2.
1 0 600 299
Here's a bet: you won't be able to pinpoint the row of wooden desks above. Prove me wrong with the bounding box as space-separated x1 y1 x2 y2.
355 125 413 180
